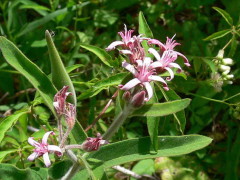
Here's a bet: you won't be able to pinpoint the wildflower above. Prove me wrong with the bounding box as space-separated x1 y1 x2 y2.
120 57 168 101
222 58 233 65
27 131 62 167
81 133 108 152
148 36 190 67
64 103 76 129
53 86 72 116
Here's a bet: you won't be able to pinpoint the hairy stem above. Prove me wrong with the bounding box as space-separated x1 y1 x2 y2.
103 104 134 140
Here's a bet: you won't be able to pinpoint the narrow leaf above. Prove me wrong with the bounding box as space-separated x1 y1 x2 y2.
0 163 48 180
228 34 238 57
0 110 29 143
213 7 233 26
0 37 57 113
46 30 76 105
203 29 231 41
87 135 212 168
0 149 18 162
80 44 113 67
131 99 191 117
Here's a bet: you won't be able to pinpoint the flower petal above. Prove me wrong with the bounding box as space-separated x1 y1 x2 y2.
143 82 153 101
42 131 54 144
28 137 40 147
121 78 141 91
150 61 163 68
43 152 51 167
164 67 174 81
119 50 133 55
175 51 190 66
105 41 124 51
168 63 182 70
148 48 161 61
27 152 40 161
149 75 169 90
148 39 165 49
122 61 137 75
48 145 62 154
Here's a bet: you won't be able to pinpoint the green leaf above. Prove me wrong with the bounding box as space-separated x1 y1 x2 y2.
77 73 127 100
16 3 89 37
0 110 29 144
131 159 155 180
0 36 57 113
66 64 84 73
228 34 238 57
159 87 187 134
45 30 76 105
138 11 153 56
80 44 113 67
131 99 191 117
0 150 18 162
138 11 153 38
0 163 48 180
213 7 233 26
48 160 73 179
203 29 231 41
87 135 212 169
203 59 217 73
71 120 88 144
146 84 159 152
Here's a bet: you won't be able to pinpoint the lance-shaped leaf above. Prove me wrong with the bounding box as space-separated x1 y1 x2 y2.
87 135 212 168
138 11 153 56
72 135 212 179
0 36 57 113
203 29 231 41
131 99 191 117
80 44 113 67
0 163 48 180
213 7 233 26
0 110 29 143
146 84 159 152
46 30 77 105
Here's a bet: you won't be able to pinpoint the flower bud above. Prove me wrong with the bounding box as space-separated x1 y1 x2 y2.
226 74 234 79
130 91 146 108
219 65 230 72
216 49 224 59
122 91 131 103
81 133 108 152
65 103 76 129
222 58 233 65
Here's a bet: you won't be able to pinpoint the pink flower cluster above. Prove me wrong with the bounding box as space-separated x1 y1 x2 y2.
106 25 190 101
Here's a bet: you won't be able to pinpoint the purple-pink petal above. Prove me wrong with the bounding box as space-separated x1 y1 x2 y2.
119 50 133 55
175 51 190 66
42 131 54 145
164 67 174 81
43 152 51 167
121 78 141 91
27 152 40 161
150 61 163 68
143 82 153 101
149 75 169 90
28 137 40 147
148 48 161 61
105 41 124 51
148 39 165 49
122 61 137 75
48 145 62 154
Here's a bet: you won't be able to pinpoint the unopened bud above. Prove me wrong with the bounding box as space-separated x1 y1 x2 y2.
219 65 230 72
226 81 233 85
65 103 76 129
122 91 131 102
222 58 233 65
216 49 224 59
226 74 234 79
81 133 108 152
130 91 146 108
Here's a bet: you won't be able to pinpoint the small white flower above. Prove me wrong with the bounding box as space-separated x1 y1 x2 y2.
222 58 233 65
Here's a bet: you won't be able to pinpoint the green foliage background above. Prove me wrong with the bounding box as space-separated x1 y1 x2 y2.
0 0 240 179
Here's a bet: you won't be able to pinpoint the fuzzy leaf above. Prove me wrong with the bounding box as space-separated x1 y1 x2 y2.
213 7 233 26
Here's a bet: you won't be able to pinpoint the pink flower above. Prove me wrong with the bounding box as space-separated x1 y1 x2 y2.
64 103 76 129
53 86 72 116
106 24 135 51
120 57 168 101
27 131 62 167
148 35 190 67
81 133 108 152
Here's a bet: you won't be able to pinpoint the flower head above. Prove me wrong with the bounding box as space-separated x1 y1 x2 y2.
120 57 168 101
27 131 62 167
53 86 72 116
65 103 76 129
81 133 108 152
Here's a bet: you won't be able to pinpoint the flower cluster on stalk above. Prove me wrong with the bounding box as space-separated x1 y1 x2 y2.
211 49 234 92
106 25 190 101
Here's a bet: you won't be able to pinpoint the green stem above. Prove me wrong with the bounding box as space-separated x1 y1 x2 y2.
103 104 134 140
